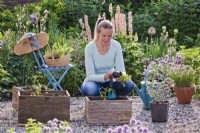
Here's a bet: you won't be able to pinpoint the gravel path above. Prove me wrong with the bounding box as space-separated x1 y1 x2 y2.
0 96 200 133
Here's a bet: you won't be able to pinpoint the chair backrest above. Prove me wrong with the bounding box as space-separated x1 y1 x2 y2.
30 37 46 68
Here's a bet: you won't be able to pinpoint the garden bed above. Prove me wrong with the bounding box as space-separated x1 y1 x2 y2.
17 89 70 124
85 96 132 124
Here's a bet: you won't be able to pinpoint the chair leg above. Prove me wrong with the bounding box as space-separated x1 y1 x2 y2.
41 66 72 90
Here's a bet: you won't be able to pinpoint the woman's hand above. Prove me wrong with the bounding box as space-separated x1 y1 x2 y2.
104 72 113 81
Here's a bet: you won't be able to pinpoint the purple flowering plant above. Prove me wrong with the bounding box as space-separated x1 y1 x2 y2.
145 53 196 101
167 54 196 88
43 118 72 133
23 118 72 133
106 117 153 133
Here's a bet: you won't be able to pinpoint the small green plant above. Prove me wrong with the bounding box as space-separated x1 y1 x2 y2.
25 118 43 133
30 84 48 96
118 74 132 87
100 87 115 100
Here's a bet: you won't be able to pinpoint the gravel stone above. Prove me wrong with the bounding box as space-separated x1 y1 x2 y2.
0 96 200 133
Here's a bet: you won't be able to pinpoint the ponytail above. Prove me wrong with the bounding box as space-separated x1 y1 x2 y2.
93 19 113 42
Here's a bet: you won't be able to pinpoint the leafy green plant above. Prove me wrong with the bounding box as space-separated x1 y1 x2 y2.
118 73 132 87
25 118 43 133
178 47 200 99
0 64 14 101
30 84 48 96
44 42 73 59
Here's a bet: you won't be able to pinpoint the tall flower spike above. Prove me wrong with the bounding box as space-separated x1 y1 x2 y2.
109 3 113 17
128 12 133 39
134 32 138 42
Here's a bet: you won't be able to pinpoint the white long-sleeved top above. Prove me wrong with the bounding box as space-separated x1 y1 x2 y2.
84 39 125 83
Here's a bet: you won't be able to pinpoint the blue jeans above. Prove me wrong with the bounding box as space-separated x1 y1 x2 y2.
81 80 134 96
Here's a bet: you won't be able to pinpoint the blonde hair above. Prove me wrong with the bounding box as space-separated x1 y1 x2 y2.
93 19 113 41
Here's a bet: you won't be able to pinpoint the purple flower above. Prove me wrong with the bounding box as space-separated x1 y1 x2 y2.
51 126 58 131
130 118 136 125
43 126 50 132
64 126 73 132
130 127 136 133
136 120 142 125
115 126 122 132
59 121 65 127
143 128 149 133
122 124 129 131
44 9 50 14
107 128 113 133
52 118 59 123
47 120 53 125
139 127 143 132
30 13 37 23
52 122 57 127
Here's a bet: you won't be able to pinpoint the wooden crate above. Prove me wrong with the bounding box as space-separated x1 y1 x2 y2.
18 90 70 124
85 96 132 125
12 86 33 110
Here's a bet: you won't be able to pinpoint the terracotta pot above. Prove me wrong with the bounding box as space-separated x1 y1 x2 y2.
174 86 195 104
150 101 169 122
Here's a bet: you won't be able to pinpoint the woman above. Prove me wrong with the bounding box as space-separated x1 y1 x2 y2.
81 18 134 96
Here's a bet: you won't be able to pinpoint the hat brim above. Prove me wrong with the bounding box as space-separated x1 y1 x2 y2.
14 32 49 55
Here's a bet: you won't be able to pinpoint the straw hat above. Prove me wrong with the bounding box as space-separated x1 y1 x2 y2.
14 32 49 55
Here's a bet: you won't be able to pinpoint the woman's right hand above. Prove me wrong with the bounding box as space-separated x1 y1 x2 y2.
104 72 112 81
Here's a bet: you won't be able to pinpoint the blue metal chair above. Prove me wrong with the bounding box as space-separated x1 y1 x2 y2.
29 36 73 90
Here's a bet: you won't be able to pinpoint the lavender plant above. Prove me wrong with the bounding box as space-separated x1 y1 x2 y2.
106 117 153 133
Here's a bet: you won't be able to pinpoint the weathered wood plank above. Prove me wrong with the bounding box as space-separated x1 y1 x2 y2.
85 96 132 125
17 88 70 124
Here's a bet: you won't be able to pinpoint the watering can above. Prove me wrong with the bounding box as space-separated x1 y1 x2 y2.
134 81 153 110
110 71 154 109
133 70 163 110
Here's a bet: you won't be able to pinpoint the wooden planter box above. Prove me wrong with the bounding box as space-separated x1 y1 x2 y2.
85 96 132 125
12 86 34 110
18 90 70 124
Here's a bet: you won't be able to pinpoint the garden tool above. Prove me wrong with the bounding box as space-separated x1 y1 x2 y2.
107 71 122 99
107 75 116 99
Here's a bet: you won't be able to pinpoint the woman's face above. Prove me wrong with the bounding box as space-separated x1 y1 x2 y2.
98 28 113 45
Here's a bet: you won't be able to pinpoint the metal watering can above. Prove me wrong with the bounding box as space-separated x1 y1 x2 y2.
134 70 165 110
134 80 153 110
